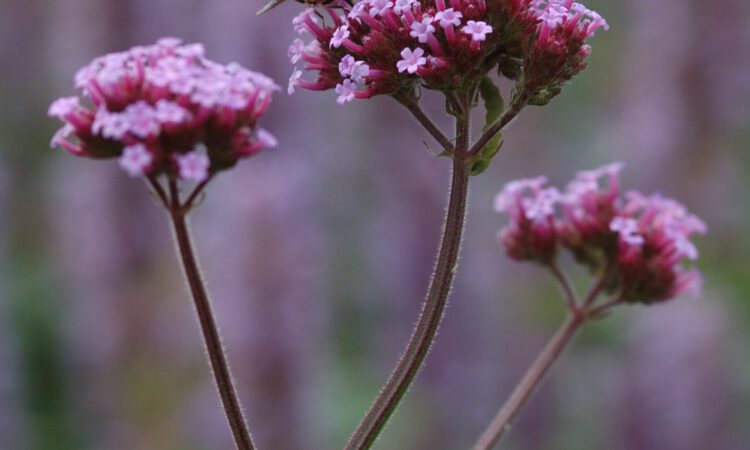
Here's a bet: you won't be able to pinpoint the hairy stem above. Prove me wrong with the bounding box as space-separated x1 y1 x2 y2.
472 313 584 450
344 109 471 450
167 178 256 450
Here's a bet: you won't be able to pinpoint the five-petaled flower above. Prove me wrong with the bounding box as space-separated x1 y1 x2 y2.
397 48 427 74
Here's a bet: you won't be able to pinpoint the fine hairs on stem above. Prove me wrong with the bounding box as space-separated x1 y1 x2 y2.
345 87 531 449
344 92 472 450
163 177 256 450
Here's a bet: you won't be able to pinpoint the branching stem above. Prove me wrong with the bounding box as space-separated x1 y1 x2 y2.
471 267 617 450
471 313 583 450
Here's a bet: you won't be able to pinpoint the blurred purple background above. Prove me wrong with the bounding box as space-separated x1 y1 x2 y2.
1 0 750 449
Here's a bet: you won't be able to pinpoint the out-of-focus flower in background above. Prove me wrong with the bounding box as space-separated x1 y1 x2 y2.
49 38 278 181
495 163 706 304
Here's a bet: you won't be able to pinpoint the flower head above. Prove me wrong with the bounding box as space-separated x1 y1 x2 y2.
496 163 706 304
49 38 278 181
287 0 606 105
524 0 610 105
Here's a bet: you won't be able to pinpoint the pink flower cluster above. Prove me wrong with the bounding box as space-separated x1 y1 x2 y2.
49 38 279 182
524 0 609 105
495 163 706 304
287 0 606 105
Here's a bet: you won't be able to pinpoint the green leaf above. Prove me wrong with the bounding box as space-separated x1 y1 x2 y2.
479 75 504 128
470 76 505 175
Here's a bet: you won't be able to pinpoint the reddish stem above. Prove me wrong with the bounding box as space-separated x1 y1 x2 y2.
344 101 472 450
472 313 584 450
167 178 256 450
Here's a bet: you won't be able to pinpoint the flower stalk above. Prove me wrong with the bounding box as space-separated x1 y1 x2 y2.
481 162 707 449
472 312 584 450
344 97 472 450
166 178 256 450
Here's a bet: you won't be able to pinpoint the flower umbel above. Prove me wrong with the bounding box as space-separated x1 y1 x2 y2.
48 38 279 181
496 163 706 304
287 0 606 105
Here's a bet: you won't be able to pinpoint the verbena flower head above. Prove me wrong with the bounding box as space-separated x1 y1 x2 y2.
494 176 560 263
48 38 279 181
495 163 706 304
287 0 606 105
524 0 608 105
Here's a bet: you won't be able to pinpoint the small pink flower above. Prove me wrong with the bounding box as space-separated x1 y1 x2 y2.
335 79 357 105
348 2 368 20
330 26 351 49
434 8 462 28
123 101 160 138
349 61 370 84
176 150 210 182
392 0 416 15
48 97 80 119
288 38 306 64
462 20 493 42
610 217 644 247
288 69 302 95
292 9 315 34
338 55 356 77
155 99 192 124
396 47 427 74
538 4 567 29
94 111 130 139
256 128 278 149
368 0 394 17
118 144 153 177
410 18 436 44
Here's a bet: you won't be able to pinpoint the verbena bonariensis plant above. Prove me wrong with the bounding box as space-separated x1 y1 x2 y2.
286 0 608 448
474 163 706 449
45 1 705 449
48 37 279 450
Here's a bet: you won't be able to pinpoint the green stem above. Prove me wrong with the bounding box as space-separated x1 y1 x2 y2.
167 178 256 450
344 111 471 450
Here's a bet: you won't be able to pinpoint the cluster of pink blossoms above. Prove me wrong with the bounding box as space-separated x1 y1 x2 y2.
49 38 279 182
495 163 707 304
287 0 607 105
